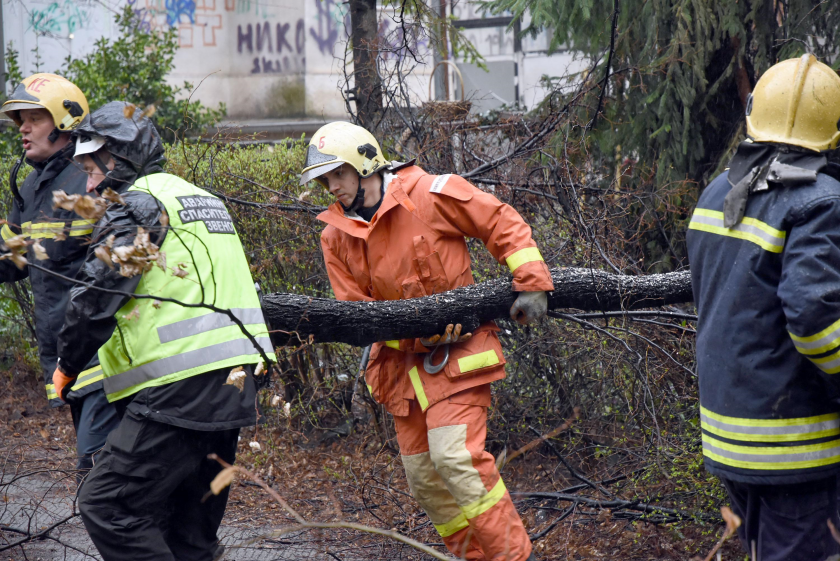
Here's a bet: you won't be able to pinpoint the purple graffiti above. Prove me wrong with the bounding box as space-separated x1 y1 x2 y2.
238 21 306 54
251 56 306 74
256 21 272 51
276 22 292 52
126 0 154 32
309 0 342 55
296 19 305 52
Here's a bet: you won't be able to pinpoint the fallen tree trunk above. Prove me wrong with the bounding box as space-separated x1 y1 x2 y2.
261 267 693 347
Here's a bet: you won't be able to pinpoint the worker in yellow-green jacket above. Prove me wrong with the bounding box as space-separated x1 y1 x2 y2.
53 101 276 561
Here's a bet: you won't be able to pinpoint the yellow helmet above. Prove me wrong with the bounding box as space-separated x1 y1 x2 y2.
1 73 89 132
746 54 840 152
300 121 388 185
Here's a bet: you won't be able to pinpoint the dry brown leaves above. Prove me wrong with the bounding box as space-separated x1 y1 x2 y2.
0 237 28 269
1 234 33 269
94 246 113 269
101 188 126 206
210 466 236 495
172 263 189 278
697 506 742 561
123 305 140 321
226 366 246 392
52 190 108 221
108 228 166 278
31 241 48 261
123 103 156 120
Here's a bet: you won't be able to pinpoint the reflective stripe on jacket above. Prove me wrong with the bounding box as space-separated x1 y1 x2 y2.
318 165 555 416
97 173 276 402
687 169 840 484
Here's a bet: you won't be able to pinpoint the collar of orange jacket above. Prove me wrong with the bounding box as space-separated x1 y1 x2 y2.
316 164 428 239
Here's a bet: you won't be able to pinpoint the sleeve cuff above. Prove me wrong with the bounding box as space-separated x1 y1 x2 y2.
511 260 555 292
505 247 544 273
56 358 81 378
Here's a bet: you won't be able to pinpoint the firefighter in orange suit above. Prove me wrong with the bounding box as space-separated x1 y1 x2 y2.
301 121 555 561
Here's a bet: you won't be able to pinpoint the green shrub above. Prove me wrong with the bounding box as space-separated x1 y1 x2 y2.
62 6 225 144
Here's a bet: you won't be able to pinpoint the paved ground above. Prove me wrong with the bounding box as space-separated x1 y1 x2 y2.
0 464 331 560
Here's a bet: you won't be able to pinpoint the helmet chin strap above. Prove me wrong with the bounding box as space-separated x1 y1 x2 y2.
90 152 114 194
340 176 366 213
90 152 111 175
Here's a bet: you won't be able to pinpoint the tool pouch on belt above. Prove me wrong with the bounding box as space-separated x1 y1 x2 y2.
439 330 506 380
364 342 404 405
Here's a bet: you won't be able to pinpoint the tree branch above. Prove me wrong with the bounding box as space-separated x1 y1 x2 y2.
261 267 692 347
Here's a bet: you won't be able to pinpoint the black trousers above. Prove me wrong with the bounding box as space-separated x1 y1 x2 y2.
69 388 121 470
723 476 840 561
78 412 239 561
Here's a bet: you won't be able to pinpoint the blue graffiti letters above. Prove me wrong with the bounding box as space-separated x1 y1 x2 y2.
165 0 196 25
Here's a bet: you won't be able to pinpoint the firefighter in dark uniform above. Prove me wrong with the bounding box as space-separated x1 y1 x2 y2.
0 73 120 470
687 54 840 560
52 102 276 561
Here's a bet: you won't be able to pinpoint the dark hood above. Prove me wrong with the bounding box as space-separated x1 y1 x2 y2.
722 141 829 227
74 101 166 193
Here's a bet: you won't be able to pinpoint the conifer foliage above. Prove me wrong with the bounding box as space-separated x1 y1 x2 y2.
488 0 840 186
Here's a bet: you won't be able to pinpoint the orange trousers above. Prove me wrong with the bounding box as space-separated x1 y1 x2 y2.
394 385 532 561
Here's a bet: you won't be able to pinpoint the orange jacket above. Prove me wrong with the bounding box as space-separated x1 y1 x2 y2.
318 165 555 416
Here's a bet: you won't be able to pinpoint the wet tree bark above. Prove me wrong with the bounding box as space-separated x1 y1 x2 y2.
348 0 383 129
261 267 693 347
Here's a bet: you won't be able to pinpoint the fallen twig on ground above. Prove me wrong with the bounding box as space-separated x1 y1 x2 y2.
208 454 453 561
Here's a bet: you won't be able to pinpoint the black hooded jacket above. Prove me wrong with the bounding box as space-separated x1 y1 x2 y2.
0 144 102 407
56 102 259 430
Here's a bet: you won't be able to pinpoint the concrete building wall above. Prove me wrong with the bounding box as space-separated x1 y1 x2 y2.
2 0 582 120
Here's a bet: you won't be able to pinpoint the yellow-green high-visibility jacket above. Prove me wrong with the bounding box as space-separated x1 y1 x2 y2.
97 173 276 402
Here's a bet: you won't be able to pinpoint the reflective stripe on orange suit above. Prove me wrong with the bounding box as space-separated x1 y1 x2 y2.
318 165 553 561
397 385 531 560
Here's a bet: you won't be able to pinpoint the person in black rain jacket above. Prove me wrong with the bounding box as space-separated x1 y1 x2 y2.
0 73 119 470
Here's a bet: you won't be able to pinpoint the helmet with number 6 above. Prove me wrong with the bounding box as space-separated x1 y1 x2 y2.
300 121 388 185
0 73 89 132
746 54 840 152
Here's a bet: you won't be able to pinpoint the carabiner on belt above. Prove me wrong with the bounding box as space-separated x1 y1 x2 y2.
423 342 450 374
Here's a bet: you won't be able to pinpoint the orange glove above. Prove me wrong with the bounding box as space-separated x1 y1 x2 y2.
52 367 77 402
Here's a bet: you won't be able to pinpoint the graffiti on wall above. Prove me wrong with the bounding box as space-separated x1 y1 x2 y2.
29 0 91 35
309 0 344 55
234 0 348 74
238 20 306 74
231 0 276 19
164 0 196 25
128 0 225 48
126 0 342 60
